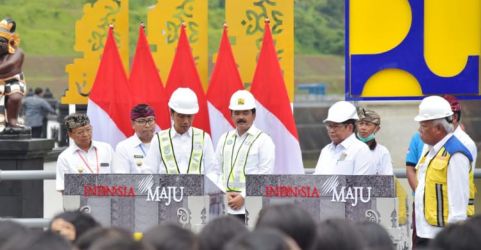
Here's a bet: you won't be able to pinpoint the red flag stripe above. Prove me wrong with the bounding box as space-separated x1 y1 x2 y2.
250 21 298 139
165 24 210 133
207 25 244 126
88 27 133 140
129 24 170 129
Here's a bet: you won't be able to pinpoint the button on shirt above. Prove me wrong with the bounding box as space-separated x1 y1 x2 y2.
143 127 220 177
56 140 114 191
113 134 151 173
415 133 470 239
314 133 373 175
216 126 275 215
371 144 394 175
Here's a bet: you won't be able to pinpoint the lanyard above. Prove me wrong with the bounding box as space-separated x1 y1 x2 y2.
139 143 147 157
230 134 249 171
77 148 99 174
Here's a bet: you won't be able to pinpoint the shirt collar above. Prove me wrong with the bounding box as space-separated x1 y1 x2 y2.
71 140 96 153
429 133 453 156
170 127 192 138
235 125 259 137
133 134 143 146
331 133 356 149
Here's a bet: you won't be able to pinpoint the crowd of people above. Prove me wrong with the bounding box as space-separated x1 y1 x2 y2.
53 86 478 249
0 204 390 250
3 203 481 250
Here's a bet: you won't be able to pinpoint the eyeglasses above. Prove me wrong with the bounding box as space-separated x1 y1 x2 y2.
135 118 155 126
325 123 346 130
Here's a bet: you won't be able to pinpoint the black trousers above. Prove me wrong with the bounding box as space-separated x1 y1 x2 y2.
31 126 42 138
229 213 246 224
413 235 430 249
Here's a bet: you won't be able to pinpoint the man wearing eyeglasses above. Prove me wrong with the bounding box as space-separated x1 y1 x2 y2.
56 113 114 192
113 104 156 173
313 101 373 175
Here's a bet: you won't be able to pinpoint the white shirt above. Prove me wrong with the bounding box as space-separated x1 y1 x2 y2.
113 134 151 173
314 133 373 175
454 126 477 170
143 127 220 178
216 125 275 214
371 143 394 175
56 140 114 191
415 133 470 239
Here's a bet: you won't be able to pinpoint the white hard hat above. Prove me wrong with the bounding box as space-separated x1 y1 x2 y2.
229 90 256 110
168 88 199 114
414 95 453 122
323 101 359 123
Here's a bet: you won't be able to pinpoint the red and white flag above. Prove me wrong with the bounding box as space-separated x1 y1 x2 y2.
207 25 244 145
129 24 170 130
165 24 210 134
87 26 133 148
250 21 304 174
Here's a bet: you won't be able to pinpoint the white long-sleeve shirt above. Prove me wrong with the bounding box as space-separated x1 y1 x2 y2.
216 125 275 214
454 126 477 170
371 143 394 175
415 133 470 239
56 140 114 191
142 127 220 178
314 133 373 175
113 134 151 173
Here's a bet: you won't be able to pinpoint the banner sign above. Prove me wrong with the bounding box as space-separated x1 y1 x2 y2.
347 0 481 100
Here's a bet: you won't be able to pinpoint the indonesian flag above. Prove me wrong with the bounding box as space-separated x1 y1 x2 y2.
207 25 244 145
250 21 304 174
129 24 170 130
87 26 133 148
165 24 210 134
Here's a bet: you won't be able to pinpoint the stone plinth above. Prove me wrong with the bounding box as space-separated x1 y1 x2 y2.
0 139 54 218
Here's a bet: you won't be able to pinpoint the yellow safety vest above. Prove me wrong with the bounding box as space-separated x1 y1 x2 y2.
417 136 474 227
156 128 205 174
222 130 262 192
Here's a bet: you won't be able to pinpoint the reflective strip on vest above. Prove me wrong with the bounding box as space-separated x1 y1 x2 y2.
157 128 204 174
222 130 262 192
418 145 475 227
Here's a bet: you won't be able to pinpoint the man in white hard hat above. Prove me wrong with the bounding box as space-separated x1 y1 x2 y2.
356 107 393 175
406 95 477 192
413 95 474 247
143 88 219 177
216 90 275 221
113 104 156 173
313 101 373 175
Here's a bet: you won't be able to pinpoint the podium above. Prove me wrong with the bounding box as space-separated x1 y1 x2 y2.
63 174 224 232
246 175 409 249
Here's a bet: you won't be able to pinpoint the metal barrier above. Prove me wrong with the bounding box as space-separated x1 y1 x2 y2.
0 218 51 228
305 168 481 178
1 168 481 228
0 170 56 228
0 170 56 181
